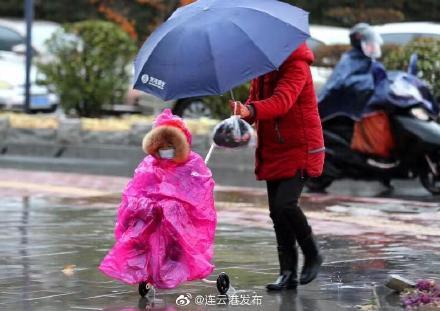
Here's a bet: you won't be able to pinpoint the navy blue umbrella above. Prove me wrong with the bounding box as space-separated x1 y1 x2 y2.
133 0 310 100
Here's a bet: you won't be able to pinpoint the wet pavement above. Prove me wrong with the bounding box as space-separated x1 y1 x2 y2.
0 170 440 311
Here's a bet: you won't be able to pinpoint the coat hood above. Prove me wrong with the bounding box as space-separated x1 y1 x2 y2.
288 43 314 65
142 125 190 163
153 108 192 144
142 109 191 163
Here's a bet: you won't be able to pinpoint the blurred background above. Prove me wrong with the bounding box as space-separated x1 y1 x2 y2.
0 0 439 191
0 0 438 120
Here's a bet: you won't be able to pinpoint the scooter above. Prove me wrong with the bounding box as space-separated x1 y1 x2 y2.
307 55 440 195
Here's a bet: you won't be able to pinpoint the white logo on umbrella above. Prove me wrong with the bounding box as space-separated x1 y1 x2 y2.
141 74 149 84
141 73 166 90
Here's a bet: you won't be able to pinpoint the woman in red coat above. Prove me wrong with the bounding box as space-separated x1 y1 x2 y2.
231 43 325 291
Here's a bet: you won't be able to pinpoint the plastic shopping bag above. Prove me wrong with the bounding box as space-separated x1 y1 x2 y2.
212 116 256 148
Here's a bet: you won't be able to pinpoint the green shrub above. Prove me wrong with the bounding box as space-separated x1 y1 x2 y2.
313 44 402 69
324 7 404 27
313 44 351 68
37 20 137 117
383 38 440 99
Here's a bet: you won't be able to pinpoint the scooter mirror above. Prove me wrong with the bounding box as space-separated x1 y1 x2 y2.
408 53 418 76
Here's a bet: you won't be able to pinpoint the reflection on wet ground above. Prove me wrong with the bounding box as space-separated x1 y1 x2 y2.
0 192 439 311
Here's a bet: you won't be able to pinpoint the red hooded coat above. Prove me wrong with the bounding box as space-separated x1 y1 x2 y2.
246 43 325 181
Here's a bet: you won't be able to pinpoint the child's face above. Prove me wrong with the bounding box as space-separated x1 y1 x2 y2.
159 142 174 150
159 141 175 150
158 141 175 159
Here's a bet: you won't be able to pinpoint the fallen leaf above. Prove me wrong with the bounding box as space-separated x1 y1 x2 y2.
355 305 378 311
62 264 77 276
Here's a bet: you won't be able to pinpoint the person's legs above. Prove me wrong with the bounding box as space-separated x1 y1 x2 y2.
266 180 298 291
271 173 311 240
269 172 323 286
268 180 297 248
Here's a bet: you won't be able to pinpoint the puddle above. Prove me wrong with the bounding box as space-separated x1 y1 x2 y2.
0 193 439 310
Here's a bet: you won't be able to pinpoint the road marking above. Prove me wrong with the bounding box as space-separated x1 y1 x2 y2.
0 181 109 197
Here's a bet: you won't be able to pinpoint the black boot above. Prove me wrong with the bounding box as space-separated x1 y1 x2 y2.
298 235 323 285
266 246 298 291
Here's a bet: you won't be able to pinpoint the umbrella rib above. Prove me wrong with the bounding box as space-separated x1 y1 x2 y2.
205 31 222 94
230 6 308 34
134 11 204 84
230 21 279 69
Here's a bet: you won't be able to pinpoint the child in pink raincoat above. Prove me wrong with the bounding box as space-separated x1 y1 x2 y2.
99 109 216 291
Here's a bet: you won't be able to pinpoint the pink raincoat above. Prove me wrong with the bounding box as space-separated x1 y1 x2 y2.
99 110 216 289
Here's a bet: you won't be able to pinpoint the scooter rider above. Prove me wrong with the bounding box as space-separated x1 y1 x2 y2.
318 23 384 121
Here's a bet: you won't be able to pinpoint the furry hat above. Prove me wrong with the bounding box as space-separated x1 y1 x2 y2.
142 109 191 163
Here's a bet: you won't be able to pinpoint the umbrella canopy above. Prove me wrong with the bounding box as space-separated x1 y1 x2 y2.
134 0 310 100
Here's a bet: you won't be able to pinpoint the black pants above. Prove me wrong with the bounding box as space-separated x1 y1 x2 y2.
267 172 312 249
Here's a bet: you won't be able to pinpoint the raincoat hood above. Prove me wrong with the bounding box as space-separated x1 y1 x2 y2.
318 48 375 120
142 109 192 163
153 108 192 144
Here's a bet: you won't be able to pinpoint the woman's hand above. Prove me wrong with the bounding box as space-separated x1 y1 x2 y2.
229 100 250 118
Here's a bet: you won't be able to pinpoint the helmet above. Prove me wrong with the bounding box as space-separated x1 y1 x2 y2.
349 23 383 59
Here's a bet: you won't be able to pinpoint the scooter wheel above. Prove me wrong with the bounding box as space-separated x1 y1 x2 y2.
420 169 440 195
216 272 230 295
138 282 151 297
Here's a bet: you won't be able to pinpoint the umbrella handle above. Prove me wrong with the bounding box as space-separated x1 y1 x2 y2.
205 90 234 165
205 143 215 165
230 89 238 115
204 89 234 165
230 89 236 101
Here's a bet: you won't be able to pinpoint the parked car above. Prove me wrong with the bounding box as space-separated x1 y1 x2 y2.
0 18 155 116
0 18 60 55
0 19 60 112
132 25 350 118
0 51 58 112
0 22 25 52
374 22 440 46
